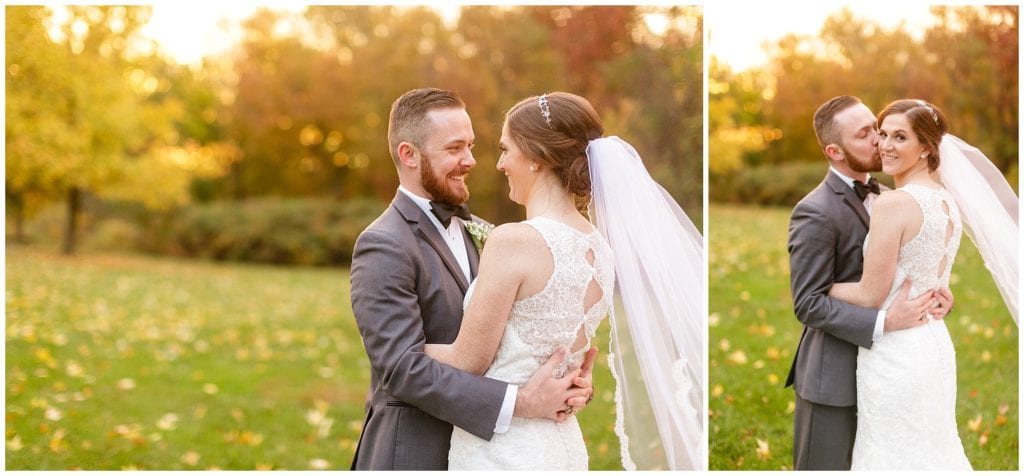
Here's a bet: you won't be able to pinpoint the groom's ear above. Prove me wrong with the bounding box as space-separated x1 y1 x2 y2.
824 144 844 162
397 142 419 168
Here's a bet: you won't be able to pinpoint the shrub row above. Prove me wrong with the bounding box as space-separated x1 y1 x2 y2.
710 161 896 206
169 198 386 266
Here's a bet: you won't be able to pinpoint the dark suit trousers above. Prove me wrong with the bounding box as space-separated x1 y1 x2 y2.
793 392 856 470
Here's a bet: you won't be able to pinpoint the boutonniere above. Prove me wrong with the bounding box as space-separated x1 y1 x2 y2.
464 221 495 253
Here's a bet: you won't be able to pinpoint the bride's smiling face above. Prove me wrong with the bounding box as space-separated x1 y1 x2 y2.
496 122 537 205
878 113 928 177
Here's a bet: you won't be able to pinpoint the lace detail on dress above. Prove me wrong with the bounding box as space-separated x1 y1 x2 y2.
852 184 971 470
506 217 615 377
888 184 963 301
449 216 615 470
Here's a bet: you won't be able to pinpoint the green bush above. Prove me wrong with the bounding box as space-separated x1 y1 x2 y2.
711 161 899 207
171 198 385 266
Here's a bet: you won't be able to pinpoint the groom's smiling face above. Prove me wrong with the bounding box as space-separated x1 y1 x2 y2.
834 104 882 173
418 108 476 205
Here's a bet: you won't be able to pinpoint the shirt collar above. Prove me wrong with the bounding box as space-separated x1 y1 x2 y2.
829 166 873 190
398 185 449 230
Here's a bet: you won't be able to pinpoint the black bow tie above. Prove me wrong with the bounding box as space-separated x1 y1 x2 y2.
429 201 471 228
853 178 881 201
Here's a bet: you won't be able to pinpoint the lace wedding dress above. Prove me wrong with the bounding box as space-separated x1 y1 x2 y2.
852 184 971 470
448 216 614 470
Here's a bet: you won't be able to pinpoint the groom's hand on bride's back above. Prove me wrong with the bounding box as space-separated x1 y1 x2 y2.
885 278 940 332
931 288 954 320
514 348 593 422
561 346 597 415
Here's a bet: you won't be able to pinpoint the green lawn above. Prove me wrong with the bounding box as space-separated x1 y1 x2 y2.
5 246 621 470
709 204 1019 470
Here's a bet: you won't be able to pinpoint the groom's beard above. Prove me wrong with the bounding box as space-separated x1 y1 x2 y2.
844 145 882 173
421 151 471 205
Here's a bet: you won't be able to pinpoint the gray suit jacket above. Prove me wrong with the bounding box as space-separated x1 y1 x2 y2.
785 171 879 407
349 191 507 470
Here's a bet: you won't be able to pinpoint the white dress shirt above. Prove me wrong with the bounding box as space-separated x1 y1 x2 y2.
397 186 517 433
828 168 887 341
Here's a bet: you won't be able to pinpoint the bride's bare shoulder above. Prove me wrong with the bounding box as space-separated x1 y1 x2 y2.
875 188 918 212
481 222 547 253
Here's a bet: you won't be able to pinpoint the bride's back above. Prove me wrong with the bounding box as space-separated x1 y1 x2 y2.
477 216 614 383
883 184 963 305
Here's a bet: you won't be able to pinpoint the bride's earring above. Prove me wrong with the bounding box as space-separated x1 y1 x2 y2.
530 164 538 172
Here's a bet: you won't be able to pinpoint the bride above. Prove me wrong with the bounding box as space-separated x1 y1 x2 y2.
423 92 704 470
827 99 1019 470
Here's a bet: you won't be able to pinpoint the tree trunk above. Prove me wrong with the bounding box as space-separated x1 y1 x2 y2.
7 190 26 244
62 186 82 255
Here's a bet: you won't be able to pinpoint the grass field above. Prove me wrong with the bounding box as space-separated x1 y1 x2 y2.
708 204 1019 470
5 246 622 470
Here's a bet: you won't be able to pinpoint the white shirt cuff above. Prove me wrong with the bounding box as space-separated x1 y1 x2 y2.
493 384 517 434
872 309 886 341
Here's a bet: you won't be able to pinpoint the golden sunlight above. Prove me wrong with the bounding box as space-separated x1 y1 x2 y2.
708 2 935 72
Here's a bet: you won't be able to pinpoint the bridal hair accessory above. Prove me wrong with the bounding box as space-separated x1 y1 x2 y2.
938 134 1018 323
916 100 939 124
538 94 553 127
588 136 705 469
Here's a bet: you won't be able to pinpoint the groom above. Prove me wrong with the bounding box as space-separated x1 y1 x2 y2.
349 88 596 470
786 95 953 470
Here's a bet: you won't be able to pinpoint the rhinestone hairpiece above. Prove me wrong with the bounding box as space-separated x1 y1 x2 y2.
916 100 938 124
538 94 552 127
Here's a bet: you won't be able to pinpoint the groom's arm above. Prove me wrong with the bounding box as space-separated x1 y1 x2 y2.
351 228 507 441
788 202 877 349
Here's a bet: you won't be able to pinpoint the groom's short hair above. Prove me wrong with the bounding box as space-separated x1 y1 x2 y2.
388 88 466 164
813 95 863 152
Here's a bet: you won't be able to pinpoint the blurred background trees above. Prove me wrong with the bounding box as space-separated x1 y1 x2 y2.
7 5 703 262
710 6 1018 205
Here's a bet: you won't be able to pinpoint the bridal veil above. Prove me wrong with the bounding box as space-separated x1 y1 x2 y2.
938 134 1019 323
587 136 705 470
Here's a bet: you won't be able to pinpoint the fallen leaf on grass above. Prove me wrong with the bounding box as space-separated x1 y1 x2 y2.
181 451 200 466
755 438 770 460
967 414 982 432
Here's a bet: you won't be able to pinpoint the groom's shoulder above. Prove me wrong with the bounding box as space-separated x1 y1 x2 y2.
355 205 408 246
793 179 833 214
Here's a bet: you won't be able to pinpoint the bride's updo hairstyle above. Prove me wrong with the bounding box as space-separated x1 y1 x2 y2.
505 92 604 202
876 99 949 172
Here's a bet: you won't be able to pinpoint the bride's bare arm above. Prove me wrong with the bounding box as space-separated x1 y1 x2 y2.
828 192 914 308
424 223 533 375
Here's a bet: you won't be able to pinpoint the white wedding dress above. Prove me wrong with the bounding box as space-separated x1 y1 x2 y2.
852 184 972 470
448 216 615 470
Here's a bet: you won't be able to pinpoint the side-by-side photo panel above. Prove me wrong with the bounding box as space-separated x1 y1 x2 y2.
5 5 706 471
708 3 1019 471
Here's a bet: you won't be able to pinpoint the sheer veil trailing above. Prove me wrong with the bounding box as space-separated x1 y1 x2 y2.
938 134 1019 324
587 136 705 470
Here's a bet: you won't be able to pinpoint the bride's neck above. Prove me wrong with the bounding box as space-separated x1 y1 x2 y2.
894 161 933 188
525 175 577 221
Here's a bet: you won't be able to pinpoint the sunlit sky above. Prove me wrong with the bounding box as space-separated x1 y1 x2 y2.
46 1 997 70
708 1 944 72
136 2 679 66
138 2 462 65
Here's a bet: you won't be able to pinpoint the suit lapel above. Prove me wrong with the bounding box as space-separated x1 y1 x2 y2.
463 219 481 279
392 192 471 293
826 172 870 230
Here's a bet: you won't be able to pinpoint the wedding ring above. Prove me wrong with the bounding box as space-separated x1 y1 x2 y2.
565 404 574 415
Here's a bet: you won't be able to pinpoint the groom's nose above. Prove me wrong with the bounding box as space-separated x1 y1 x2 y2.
461 148 477 169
